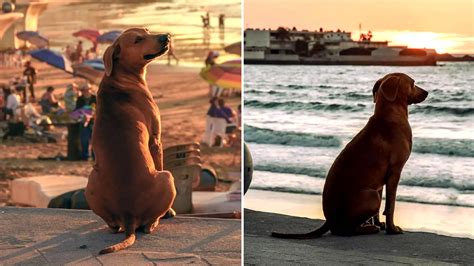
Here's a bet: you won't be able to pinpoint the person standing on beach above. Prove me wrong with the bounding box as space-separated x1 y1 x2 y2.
23 61 37 102
219 14 225 28
75 41 84 63
167 39 179 66
75 83 96 160
202 97 218 146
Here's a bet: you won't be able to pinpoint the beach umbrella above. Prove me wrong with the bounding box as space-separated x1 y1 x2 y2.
83 59 105 71
224 42 241 55
73 62 104 85
200 59 241 89
30 49 73 73
97 30 121 43
16 31 49 48
72 29 100 43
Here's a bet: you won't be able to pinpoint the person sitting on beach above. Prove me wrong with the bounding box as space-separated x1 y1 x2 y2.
218 98 237 133
39 86 61 114
202 97 218 146
2 87 20 121
213 98 232 147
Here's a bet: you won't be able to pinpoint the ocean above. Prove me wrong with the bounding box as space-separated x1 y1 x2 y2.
37 0 241 66
244 62 474 208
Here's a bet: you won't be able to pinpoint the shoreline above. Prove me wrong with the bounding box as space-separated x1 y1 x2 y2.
245 189 474 239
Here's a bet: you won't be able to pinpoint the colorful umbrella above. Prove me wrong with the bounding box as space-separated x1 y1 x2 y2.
30 49 73 73
83 59 105 71
73 60 104 85
72 29 100 43
16 31 49 47
224 42 241 55
200 59 241 89
97 30 121 43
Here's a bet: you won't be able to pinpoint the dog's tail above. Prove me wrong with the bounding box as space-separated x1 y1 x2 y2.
99 217 136 255
271 221 330 239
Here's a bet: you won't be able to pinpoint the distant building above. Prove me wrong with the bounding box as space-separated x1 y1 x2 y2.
244 28 436 66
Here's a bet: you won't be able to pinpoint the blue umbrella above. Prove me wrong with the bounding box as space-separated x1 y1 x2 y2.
83 59 105 71
97 30 121 43
16 31 49 47
30 49 73 73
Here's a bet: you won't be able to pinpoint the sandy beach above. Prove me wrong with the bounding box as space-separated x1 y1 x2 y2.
0 62 241 206
245 189 474 239
244 208 474 265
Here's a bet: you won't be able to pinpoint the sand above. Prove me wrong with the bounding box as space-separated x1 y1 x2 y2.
245 189 474 239
244 209 474 265
0 61 241 206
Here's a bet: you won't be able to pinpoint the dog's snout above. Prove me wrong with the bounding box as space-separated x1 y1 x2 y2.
158 34 170 43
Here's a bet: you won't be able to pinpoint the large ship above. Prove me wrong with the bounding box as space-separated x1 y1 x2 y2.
244 27 437 66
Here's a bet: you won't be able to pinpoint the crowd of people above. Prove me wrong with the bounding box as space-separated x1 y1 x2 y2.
64 40 99 63
0 60 97 160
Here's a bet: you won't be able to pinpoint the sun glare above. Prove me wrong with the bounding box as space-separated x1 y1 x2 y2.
371 31 461 54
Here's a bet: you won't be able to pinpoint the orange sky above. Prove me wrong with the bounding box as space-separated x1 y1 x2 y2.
245 0 474 54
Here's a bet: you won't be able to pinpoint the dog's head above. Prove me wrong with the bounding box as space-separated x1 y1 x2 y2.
372 73 428 105
103 28 170 76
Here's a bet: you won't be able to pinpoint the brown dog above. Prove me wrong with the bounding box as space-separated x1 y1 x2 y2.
85 28 176 254
272 73 428 238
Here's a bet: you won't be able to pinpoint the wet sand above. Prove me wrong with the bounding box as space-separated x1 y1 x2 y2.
0 62 241 206
245 189 474 239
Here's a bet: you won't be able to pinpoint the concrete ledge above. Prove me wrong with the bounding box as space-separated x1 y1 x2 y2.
244 209 474 265
0 207 241 265
11 175 88 207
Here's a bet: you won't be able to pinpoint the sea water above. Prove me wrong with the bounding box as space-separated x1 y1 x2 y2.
37 0 241 66
244 62 474 208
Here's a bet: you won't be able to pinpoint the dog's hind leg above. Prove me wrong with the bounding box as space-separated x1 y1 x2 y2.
142 218 160 234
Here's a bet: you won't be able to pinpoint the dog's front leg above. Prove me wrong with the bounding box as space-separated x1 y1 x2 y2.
384 169 403 234
149 134 163 171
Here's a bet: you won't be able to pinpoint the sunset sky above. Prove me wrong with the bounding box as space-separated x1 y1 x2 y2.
245 0 474 54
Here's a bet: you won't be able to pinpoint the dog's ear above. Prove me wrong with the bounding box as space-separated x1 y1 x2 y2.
379 76 400 102
372 78 384 103
103 42 121 77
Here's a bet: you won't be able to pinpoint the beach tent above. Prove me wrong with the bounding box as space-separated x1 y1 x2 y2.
30 49 73 73
97 30 121 43
72 29 100 44
16 31 49 48
224 42 241 55
200 59 241 89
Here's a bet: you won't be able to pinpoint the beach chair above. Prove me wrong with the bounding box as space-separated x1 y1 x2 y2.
169 164 202 214
164 149 201 163
163 142 200 154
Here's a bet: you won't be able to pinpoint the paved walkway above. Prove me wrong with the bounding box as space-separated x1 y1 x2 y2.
0 207 241 265
244 209 474 265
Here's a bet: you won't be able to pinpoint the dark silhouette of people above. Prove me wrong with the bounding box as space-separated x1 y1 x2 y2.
23 61 36 102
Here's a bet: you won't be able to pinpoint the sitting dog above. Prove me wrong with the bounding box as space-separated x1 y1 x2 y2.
272 73 428 238
85 28 176 254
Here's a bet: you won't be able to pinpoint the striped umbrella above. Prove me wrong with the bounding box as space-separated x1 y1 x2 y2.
200 59 241 89
16 31 49 48
72 62 104 85
30 49 73 73
97 30 121 43
72 29 100 43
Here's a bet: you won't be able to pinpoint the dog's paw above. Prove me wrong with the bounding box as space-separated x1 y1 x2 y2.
386 225 403 234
